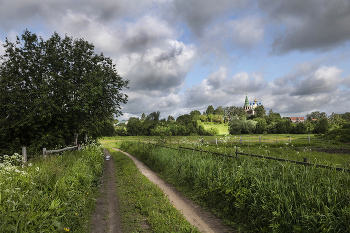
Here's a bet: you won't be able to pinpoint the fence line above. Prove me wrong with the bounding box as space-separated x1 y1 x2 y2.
20 133 87 165
133 141 350 173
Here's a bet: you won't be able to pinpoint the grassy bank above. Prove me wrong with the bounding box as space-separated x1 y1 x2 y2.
102 147 199 232
118 140 350 232
0 143 104 232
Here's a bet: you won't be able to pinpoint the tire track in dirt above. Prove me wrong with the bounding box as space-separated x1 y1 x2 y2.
90 149 123 233
113 148 233 233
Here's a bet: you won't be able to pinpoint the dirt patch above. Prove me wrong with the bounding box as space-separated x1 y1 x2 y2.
90 149 123 233
114 148 234 233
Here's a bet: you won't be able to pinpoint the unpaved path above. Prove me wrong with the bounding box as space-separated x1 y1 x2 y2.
90 150 123 233
114 148 233 233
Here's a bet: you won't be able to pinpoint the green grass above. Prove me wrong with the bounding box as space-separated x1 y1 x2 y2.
200 122 230 135
101 134 350 169
119 141 350 233
0 143 105 232
103 147 200 233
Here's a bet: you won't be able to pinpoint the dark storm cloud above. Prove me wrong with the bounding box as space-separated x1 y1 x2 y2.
167 0 248 37
260 0 350 54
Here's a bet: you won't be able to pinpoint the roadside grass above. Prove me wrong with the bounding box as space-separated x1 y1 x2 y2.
106 148 200 233
0 143 104 232
119 141 350 233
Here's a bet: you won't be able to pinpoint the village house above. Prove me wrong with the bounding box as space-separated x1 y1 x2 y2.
289 117 305 123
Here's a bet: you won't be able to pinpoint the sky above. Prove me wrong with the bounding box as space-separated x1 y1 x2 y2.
1 0 350 120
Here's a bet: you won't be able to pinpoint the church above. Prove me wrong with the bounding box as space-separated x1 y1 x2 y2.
244 94 262 116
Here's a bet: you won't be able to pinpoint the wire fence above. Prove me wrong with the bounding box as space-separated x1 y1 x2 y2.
130 140 350 173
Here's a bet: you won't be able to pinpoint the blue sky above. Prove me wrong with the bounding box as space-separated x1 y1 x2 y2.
1 0 350 120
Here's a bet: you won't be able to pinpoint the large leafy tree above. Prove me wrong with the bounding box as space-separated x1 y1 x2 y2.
0 30 128 154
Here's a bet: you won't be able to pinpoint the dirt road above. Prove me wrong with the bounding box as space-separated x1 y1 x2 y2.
90 150 123 233
113 148 233 233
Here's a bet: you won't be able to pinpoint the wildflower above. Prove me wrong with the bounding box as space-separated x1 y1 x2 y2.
64 227 69 231
36 167 39 172
28 163 32 167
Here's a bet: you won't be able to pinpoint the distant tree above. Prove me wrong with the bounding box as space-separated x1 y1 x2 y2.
199 115 207 122
214 106 225 115
206 105 215 115
176 114 192 124
254 105 266 118
146 111 160 122
242 120 257 134
255 118 267 134
232 107 247 119
276 120 292 134
312 118 330 134
0 30 128 154
167 115 175 122
328 112 344 128
294 122 307 134
341 112 350 122
207 114 214 122
213 115 223 123
228 119 243 134
141 113 146 121
306 111 327 121
126 117 143 136
190 110 201 120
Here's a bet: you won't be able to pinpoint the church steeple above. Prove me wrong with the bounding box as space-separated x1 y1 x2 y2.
244 94 250 107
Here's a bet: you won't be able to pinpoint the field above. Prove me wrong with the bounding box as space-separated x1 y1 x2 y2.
102 135 350 232
200 122 230 135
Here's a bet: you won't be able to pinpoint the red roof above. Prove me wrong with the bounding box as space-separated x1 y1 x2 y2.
289 117 305 122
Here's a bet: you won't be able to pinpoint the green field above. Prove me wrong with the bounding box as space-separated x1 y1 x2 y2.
116 139 350 232
200 122 230 135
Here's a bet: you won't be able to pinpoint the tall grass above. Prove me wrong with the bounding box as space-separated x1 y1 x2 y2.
0 143 104 232
120 141 350 232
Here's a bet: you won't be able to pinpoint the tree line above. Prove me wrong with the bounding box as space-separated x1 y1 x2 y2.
117 104 350 139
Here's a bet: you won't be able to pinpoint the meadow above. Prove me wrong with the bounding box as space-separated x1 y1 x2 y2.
112 136 350 232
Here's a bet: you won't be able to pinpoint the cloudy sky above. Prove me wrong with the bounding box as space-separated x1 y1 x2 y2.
1 0 350 120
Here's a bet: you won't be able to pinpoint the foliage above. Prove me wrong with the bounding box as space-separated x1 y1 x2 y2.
312 118 330 134
0 30 128 155
0 143 104 232
205 105 215 115
306 111 327 121
253 105 266 118
119 141 350 233
320 123 350 143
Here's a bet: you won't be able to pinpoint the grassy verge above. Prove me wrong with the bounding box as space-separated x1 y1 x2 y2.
106 148 200 233
119 141 350 233
0 143 104 232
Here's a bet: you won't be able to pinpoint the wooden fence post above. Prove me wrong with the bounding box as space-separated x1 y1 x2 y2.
22 147 27 166
43 148 47 158
84 133 88 143
74 133 78 146
259 136 261 143
308 136 310 143
303 157 308 163
240 136 242 144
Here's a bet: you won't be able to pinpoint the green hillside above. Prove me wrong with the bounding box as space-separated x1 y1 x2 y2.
200 122 229 135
